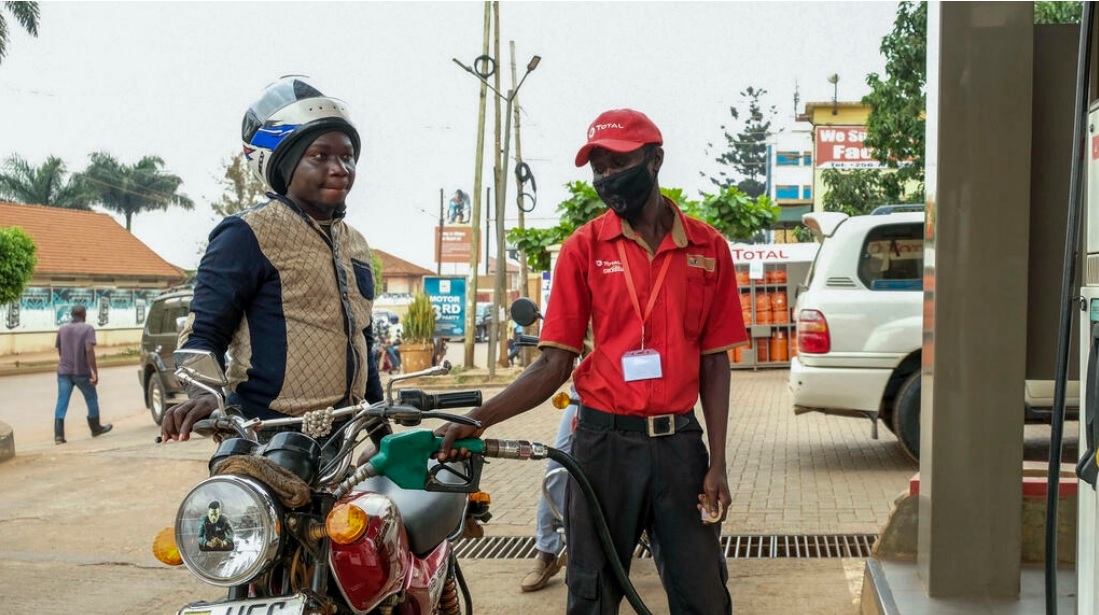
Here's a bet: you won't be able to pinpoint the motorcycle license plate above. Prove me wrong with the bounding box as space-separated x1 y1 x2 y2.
177 593 306 615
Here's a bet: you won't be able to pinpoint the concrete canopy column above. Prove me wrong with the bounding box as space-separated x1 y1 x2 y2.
919 1 1033 599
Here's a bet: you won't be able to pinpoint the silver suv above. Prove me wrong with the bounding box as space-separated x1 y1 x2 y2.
787 207 1077 461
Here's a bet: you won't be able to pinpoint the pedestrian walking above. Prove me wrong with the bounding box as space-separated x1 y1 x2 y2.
54 305 113 444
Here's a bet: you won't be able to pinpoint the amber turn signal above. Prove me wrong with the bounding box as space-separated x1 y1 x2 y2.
470 491 491 504
152 527 182 566
326 503 369 545
551 391 573 410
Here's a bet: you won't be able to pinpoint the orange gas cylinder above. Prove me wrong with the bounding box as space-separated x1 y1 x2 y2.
789 331 797 357
736 271 750 287
756 309 772 324
756 338 770 363
771 329 788 362
771 291 787 310
755 293 771 313
772 269 787 284
732 347 743 363
772 308 789 324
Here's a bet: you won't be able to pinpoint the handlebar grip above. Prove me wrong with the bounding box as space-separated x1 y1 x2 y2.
398 389 482 411
516 334 541 347
433 390 483 410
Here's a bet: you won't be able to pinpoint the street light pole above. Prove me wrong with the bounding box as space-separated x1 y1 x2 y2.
454 50 540 377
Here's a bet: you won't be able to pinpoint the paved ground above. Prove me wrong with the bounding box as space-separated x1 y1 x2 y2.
0 342 1065 613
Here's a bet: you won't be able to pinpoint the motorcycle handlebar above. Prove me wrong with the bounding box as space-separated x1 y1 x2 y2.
515 334 541 347
398 389 482 411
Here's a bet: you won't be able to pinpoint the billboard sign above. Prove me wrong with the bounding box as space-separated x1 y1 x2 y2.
424 276 466 338
436 226 473 264
814 126 886 169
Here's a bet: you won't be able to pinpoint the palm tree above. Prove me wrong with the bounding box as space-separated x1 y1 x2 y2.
1 2 40 63
0 154 92 209
78 152 195 231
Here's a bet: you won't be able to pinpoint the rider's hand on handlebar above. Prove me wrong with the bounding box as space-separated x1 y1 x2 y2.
160 394 219 442
434 420 484 462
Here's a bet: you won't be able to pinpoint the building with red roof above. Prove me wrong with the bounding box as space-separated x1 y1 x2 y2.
0 201 185 354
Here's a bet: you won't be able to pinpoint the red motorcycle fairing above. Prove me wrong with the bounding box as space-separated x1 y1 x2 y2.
328 491 451 614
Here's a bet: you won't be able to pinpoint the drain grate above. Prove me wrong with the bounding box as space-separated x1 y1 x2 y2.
451 534 877 559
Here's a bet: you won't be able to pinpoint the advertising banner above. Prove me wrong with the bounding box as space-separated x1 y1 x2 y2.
424 277 466 338
814 125 886 169
436 226 473 263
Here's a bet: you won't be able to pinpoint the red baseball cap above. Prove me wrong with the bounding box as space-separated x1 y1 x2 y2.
574 108 663 167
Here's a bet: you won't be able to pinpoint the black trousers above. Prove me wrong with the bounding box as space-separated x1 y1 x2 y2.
564 413 732 615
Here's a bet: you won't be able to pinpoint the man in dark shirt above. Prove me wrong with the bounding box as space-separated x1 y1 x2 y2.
53 305 112 444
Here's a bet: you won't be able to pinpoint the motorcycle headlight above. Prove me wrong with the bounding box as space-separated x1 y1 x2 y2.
175 475 282 586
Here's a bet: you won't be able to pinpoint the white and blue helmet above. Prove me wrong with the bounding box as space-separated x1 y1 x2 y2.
241 76 361 195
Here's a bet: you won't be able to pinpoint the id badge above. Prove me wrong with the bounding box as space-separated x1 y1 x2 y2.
622 349 662 382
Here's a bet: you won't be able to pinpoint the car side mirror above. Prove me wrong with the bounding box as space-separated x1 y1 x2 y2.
173 349 228 387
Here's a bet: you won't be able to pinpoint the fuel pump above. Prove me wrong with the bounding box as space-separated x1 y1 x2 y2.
1078 100 1099 615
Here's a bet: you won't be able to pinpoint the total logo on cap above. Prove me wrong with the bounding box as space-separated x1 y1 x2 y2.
575 108 663 167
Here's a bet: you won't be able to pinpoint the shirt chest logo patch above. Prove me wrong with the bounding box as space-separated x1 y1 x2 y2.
594 259 624 274
687 254 715 272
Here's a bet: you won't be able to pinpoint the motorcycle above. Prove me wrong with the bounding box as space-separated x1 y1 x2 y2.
152 352 497 615
153 298 655 615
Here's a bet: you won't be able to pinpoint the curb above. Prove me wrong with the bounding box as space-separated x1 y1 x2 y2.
0 356 141 379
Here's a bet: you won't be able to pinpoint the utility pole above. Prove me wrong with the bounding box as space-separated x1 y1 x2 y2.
510 41 531 368
463 1 492 369
485 186 491 275
509 41 530 301
436 188 443 276
487 0 504 376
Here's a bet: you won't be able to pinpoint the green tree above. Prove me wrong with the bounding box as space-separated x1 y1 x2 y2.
862 0 927 198
680 186 781 241
0 226 37 304
211 153 267 217
78 153 194 231
703 86 776 198
1035 1 1082 24
821 169 894 216
508 181 603 271
372 251 384 293
0 1 39 64
0 154 92 210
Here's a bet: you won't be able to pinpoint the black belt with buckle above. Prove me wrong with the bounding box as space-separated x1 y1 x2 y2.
577 404 693 437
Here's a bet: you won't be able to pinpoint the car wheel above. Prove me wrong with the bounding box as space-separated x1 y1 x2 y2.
891 371 921 462
146 373 169 426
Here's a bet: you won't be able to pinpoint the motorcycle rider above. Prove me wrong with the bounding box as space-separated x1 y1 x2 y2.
161 76 384 443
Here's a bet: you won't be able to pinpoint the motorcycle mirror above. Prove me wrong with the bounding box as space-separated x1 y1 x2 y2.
173 349 228 387
510 298 541 327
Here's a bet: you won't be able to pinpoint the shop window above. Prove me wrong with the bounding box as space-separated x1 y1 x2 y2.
802 152 812 166
802 186 812 199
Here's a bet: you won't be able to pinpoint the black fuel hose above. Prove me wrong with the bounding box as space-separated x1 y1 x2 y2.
546 447 653 615
1046 3 1094 614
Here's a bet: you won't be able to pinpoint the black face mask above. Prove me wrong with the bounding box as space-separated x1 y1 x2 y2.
593 156 655 222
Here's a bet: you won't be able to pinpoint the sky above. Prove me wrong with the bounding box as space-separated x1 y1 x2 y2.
0 1 900 272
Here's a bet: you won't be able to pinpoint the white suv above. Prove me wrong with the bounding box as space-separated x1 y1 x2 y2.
787 207 1077 461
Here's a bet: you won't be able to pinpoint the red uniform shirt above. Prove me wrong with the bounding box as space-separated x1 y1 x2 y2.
539 199 747 416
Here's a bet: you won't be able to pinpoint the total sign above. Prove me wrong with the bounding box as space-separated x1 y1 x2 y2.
814 126 885 169
424 277 466 338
